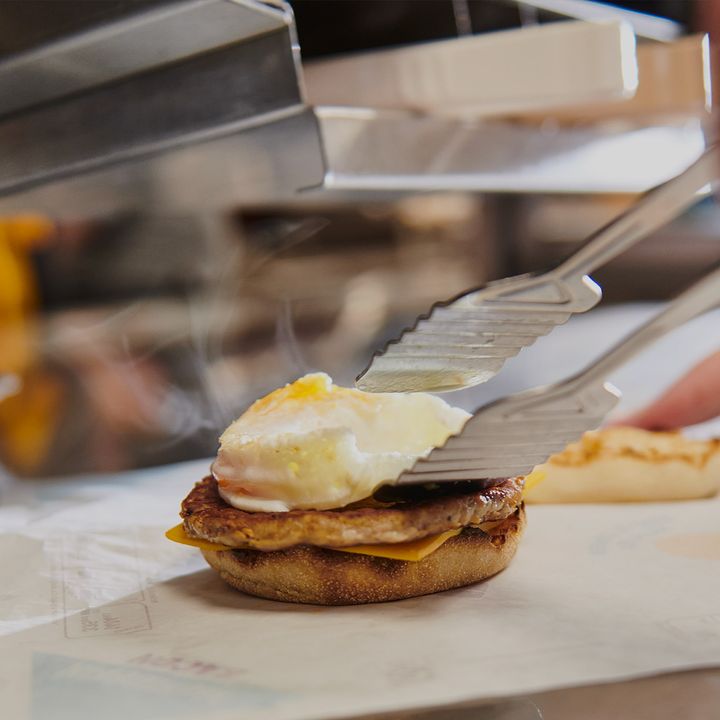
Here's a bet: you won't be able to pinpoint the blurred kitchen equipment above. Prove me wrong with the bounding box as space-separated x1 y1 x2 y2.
0 0 325 215
518 34 711 122
357 143 720 393
0 0 712 477
396 263 720 484
512 0 681 41
0 1 708 217
304 20 638 118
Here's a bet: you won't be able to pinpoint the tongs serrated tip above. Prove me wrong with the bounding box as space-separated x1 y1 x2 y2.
357 144 718 395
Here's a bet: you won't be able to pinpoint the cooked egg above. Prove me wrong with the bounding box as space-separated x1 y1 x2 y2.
212 373 470 512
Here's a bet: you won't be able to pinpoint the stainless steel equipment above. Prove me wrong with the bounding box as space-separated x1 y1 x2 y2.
0 0 707 219
394 263 720 484
357 144 720 393
0 0 325 217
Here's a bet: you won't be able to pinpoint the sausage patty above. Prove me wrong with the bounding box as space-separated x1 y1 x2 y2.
181 475 523 551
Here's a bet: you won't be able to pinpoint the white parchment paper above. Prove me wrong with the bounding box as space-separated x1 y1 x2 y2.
1 457 719 720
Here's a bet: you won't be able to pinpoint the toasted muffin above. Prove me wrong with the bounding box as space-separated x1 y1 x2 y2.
524 427 720 504
200 507 525 605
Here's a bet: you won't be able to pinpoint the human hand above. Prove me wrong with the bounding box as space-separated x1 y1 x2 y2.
614 350 720 430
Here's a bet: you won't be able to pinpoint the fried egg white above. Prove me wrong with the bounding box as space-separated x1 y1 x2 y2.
212 373 470 512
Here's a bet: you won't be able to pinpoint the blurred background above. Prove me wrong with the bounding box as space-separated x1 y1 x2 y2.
0 0 718 478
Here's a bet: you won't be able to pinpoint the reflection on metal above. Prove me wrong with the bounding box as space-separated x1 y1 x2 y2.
318 108 706 195
518 35 712 123
0 109 325 218
2 104 708 215
512 0 681 41
0 0 289 117
304 20 637 118
0 0 705 213
0 0 322 210
0 31 307 196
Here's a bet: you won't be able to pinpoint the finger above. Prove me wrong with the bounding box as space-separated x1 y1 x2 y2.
612 350 720 430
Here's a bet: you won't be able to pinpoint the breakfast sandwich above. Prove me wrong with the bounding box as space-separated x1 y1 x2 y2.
168 373 531 605
524 426 720 504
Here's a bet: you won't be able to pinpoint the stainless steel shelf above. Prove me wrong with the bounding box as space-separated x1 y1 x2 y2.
317 108 707 196
0 109 325 218
0 0 708 216
0 0 290 118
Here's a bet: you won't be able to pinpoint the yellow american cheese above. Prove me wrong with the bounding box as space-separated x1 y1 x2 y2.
165 524 232 552
523 468 546 494
337 528 462 561
165 523 461 562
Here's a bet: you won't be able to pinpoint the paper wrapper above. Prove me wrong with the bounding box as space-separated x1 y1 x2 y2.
1 457 719 720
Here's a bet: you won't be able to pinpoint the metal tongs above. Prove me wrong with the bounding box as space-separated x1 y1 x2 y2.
357 144 720 394
394 263 720 484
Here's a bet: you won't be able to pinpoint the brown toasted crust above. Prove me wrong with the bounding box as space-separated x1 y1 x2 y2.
182 476 523 551
201 505 525 605
546 427 720 469
526 428 720 504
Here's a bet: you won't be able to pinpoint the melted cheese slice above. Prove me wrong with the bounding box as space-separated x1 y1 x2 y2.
165 524 232 552
165 523 461 562
338 528 462 561
523 469 546 494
